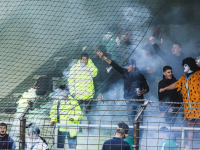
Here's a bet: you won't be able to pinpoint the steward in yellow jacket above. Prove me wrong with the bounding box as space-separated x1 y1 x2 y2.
16 88 37 117
50 91 82 149
68 53 98 100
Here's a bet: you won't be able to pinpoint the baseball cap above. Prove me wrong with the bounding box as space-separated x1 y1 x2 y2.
124 59 136 66
26 123 40 135
157 126 169 133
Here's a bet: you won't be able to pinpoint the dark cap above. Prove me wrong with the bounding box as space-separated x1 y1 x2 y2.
158 127 169 133
118 122 129 134
124 59 136 66
26 123 40 135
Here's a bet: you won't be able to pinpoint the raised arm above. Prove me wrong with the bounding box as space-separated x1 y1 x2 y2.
95 49 125 75
149 36 168 62
95 49 112 64
159 82 177 93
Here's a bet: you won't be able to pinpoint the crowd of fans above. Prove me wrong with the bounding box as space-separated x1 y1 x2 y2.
94 23 200 150
1 23 200 150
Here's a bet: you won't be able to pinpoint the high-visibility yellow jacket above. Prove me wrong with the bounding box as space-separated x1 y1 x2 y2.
50 98 82 138
17 89 37 116
68 59 98 100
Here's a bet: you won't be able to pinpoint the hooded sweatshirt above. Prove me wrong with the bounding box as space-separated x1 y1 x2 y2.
158 75 182 107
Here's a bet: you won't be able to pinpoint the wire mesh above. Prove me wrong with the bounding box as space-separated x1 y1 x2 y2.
0 0 200 150
0 0 167 97
1 99 200 150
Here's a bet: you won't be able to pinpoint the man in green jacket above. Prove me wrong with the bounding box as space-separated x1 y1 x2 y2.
157 127 178 150
118 122 133 150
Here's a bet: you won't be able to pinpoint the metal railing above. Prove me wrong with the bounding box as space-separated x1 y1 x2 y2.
1 98 200 150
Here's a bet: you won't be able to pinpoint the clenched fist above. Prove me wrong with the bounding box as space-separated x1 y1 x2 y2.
149 36 155 45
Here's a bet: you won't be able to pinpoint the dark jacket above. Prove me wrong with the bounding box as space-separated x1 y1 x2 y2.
110 61 149 100
0 134 16 150
100 67 123 99
93 58 123 99
152 43 185 79
158 75 182 107
102 137 131 150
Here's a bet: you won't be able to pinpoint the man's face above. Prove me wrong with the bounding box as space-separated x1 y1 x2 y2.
126 65 135 72
196 56 200 67
183 64 192 73
163 69 173 80
28 132 37 138
0 126 7 136
172 44 181 56
122 34 127 41
81 57 88 65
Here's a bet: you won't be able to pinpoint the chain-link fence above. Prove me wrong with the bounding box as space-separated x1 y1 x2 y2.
0 0 168 97
0 0 200 150
1 98 200 150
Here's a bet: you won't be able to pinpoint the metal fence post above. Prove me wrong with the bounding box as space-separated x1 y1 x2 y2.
132 100 150 150
18 97 36 150
133 121 140 150
181 128 185 150
54 125 58 149
19 118 26 150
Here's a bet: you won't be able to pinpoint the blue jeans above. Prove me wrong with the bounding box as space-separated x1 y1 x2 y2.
126 101 144 123
159 103 179 126
57 131 77 149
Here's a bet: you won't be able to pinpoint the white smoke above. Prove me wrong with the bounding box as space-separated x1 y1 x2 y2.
123 6 150 25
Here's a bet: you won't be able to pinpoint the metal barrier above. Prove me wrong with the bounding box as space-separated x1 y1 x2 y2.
52 124 200 150
3 122 200 150
1 98 200 150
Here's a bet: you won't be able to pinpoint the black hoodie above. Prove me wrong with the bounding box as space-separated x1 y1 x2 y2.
158 75 182 107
